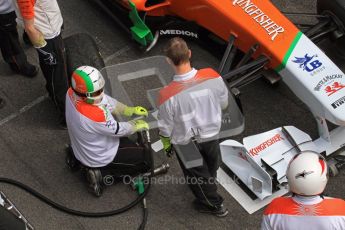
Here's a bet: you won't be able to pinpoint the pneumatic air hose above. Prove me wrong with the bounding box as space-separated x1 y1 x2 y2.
0 130 155 229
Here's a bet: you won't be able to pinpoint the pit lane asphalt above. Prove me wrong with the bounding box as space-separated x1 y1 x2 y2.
1 0 345 229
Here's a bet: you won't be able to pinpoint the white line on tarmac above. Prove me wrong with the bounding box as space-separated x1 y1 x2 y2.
104 45 131 63
0 94 48 127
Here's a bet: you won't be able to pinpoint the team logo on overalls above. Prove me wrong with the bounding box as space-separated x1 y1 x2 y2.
292 54 322 73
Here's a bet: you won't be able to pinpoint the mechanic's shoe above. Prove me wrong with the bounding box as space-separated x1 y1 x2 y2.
65 145 80 171
86 168 103 197
193 201 229 217
10 63 39 78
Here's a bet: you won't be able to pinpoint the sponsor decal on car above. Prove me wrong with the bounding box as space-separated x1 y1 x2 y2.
292 54 324 75
249 134 285 156
324 82 345 96
159 30 198 38
232 0 284 41
331 96 345 109
314 74 343 91
292 54 322 72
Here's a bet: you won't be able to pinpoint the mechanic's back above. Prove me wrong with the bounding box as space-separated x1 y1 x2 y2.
157 37 229 217
158 67 228 145
262 152 345 230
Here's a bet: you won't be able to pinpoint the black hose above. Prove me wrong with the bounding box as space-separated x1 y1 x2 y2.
0 176 150 217
0 132 155 230
137 130 155 230
138 198 148 230
0 133 155 220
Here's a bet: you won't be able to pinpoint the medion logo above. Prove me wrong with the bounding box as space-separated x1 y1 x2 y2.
249 134 285 156
232 0 285 41
159 30 198 38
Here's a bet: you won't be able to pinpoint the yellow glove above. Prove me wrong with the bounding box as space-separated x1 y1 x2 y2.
123 106 148 117
129 119 149 132
32 31 47 48
160 135 173 157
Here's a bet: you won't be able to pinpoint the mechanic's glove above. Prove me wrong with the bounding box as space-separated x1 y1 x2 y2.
123 106 148 117
160 135 173 157
129 119 149 132
32 32 47 49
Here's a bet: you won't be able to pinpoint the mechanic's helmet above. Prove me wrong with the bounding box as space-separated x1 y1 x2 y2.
71 66 105 104
287 151 328 196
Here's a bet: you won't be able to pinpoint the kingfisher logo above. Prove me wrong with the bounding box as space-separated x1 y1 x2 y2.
292 54 323 73
249 134 285 157
232 0 284 41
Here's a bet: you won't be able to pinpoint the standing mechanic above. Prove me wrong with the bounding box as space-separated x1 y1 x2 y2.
262 151 345 230
0 0 38 77
66 66 150 197
157 37 229 217
13 0 69 127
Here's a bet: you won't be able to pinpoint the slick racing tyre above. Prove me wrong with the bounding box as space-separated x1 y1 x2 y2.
64 33 105 79
317 0 345 51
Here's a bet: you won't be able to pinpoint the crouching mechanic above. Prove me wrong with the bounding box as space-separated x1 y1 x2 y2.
157 37 229 217
262 151 345 230
66 66 150 197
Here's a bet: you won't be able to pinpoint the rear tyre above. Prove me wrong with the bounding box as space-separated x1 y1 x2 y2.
317 0 345 53
64 33 105 80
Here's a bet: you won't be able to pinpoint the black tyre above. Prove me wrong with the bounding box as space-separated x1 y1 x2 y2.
64 33 105 79
317 0 345 50
317 0 345 27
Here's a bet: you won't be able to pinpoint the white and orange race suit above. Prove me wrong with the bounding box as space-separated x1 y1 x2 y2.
65 88 134 168
13 0 63 39
157 68 228 145
262 195 345 230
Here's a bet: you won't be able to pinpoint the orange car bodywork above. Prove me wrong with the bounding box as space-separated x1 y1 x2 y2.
126 0 300 69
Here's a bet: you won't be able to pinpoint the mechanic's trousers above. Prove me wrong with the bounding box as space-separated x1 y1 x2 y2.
176 139 224 208
36 34 69 119
98 138 150 180
0 11 30 72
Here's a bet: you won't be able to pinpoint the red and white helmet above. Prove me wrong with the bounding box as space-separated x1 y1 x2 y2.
287 151 328 196
71 66 105 104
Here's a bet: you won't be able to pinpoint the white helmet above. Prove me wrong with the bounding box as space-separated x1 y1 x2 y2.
287 151 328 196
71 66 105 104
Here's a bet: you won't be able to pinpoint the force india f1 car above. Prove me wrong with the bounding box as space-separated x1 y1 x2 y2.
92 0 345 207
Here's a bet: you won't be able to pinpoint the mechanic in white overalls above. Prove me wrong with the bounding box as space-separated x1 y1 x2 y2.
13 0 69 128
65 66 150 197
0 0 38 77
262 151 345 230
157 37 229 217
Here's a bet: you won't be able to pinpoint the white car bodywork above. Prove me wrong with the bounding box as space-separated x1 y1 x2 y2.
220 126 318 200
